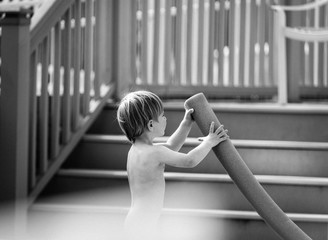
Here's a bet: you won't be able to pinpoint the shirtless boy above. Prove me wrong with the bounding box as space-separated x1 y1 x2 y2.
117 91 229 240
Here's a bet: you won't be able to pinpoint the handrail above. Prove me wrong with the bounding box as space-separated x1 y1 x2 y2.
30 0 60 30
285 27 328 42
30 0 74 51
272 0 328 103
0 0 43 11
271 0 328 12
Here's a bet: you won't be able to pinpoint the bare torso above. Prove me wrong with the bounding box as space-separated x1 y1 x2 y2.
124 144 165 239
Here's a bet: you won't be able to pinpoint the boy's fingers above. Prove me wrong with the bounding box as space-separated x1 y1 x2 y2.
188 108 194 114
215 125 224 134
218 129 229 137
219 135 229 143
209 122 214 133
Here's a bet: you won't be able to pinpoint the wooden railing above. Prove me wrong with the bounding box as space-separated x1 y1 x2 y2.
0 1 114 236
119 0 328 100
27 0 116 203
272 0 328 103
124 0 276 99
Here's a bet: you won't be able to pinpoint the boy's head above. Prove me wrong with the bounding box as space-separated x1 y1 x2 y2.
117 90 164 143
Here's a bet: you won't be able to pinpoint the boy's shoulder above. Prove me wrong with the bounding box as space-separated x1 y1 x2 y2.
130 143 165 156
144 144 166 156
129 144 167 166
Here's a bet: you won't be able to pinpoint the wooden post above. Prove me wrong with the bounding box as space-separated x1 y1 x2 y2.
0 9 31 238
95 0 112 91
113 0 135 99
273 8 288 104
285 0 305 102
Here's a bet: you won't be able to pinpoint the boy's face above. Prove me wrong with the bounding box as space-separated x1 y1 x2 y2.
153 111 166 136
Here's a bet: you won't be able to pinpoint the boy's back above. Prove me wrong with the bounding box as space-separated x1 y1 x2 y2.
125 143 165 239
127 143 165 212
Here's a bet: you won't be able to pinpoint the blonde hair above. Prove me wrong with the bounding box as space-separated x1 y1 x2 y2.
117 91 163 143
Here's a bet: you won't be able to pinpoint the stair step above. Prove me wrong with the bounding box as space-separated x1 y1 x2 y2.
87 101 328 141
64 135 328 177
29 203 328 240
59 169 328 186
30 203 328 223
38 169 328 214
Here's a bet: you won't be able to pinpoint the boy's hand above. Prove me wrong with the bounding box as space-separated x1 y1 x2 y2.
183 103 195 126
199 122 229 147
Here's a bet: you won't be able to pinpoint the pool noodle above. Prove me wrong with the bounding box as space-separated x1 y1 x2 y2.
185 93 311 240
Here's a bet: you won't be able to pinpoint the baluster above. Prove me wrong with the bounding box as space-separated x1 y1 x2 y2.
286 2 305 102
249 0 257 87
317 4 325 87
313 4 320 87
273 9 287 104
305 4 314 87
83 0 93 115
164 0 173 85
207 0 215 86
39 36 50 174
152 0 161 85
50 23 61 159
268 0 275 87
324 3 328 86
113 0 135 97
174 0 183 85
217 0 226 86
200 0 208 86
243 0 251 87
130 0 138 86
141 0 148 84
29 50 37 190
239 0 246 87
148 0 155 85
158 0 166 86
107 0 114 86
180 0 188 86
186 0 193 86
197 0 204 85
258 0 265 86
62 9 72 143
93 0 100 99
228 0 235 86
233 0 241 87
0 27 1 60
72 0 81 131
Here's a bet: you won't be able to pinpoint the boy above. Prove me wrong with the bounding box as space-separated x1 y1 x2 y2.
117 91 229 240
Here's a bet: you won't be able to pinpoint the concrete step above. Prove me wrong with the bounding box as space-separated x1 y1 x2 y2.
38 169 328 214
29 201 328 240
87 101 328 141
64 135 328 177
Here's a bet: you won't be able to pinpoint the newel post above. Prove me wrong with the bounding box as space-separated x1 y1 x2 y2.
0 8 32 238
272 7 288 104
112 0 137 100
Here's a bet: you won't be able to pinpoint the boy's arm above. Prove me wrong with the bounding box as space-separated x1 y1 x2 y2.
155 123 228 168
157 107 194 152
155 141 211 168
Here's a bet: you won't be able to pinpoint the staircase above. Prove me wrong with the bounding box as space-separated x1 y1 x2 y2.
28 99 328 240
1 0 328 239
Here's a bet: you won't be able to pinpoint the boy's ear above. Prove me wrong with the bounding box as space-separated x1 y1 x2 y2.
147 120 153 131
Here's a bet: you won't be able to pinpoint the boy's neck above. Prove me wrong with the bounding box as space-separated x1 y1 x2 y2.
134 133 154 145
